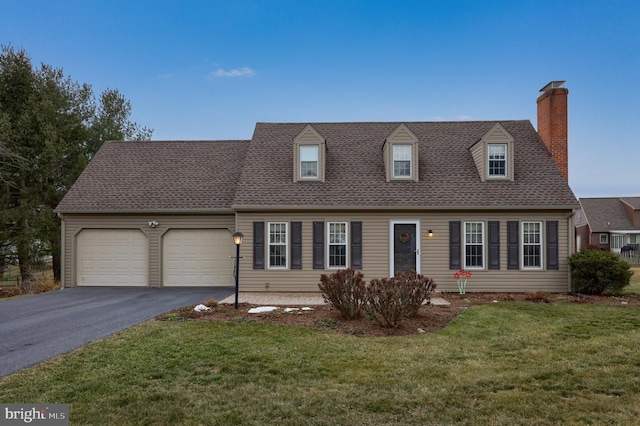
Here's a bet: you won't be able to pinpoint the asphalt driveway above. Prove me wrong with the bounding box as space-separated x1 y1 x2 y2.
0 286 234 378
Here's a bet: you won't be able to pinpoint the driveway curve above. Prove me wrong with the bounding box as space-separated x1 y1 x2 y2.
0 286 234 378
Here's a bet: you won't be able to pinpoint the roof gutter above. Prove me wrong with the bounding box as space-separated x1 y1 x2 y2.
53 208 237 215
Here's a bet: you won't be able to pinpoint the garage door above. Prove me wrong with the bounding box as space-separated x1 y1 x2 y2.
162 229 234 287
77 229 148 286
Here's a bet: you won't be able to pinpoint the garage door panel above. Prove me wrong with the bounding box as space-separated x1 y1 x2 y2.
163 229 234 287
77 229 148 287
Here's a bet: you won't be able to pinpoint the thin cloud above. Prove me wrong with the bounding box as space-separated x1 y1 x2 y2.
209 67 256 78
456 115 474 121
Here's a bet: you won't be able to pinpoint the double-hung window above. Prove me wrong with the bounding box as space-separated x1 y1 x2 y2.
299 145 319 178
328 222 347 268
392 145 412 178
268 222 288 269
488 144 507 177
522 221 542 269
464 222 484 269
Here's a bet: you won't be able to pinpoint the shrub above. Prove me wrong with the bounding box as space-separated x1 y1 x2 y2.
569 249 633 294
318 268 366 319
364 271 436 328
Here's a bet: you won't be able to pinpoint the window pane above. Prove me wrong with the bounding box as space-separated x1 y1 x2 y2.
394 161 411 177
393 145 412 177
329 245 346 268
522 221 542 269
301 161 318 177
268 222 287 268
464 222 484 268
488 144 506 176
328 222 347 268
300 146 318 178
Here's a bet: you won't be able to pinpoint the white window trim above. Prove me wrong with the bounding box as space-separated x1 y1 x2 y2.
487 143 507 178
521 221 543 270
267 222 288 270
299 145 319 180
392 144 413 179
463 221 485 270
326 222 348 269
599 233 608 244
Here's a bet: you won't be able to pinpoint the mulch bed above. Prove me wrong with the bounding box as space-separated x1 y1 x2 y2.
156 292 640 338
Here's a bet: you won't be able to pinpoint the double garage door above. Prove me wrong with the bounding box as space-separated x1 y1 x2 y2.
76 229 234 287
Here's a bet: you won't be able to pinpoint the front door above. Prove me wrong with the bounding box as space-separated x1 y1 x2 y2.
392 222 419 275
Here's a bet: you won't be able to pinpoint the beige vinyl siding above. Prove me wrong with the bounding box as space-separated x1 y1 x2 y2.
469 142 484 179
237 210 574 293
60 213 235 288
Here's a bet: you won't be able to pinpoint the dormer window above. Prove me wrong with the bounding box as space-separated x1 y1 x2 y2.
293 125 326 182
469 123 514 182
488 144 507 177
300 145 319 178
384 124 419 182
393 145 412 177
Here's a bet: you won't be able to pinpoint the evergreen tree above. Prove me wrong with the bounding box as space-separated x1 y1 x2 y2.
0 45 152 284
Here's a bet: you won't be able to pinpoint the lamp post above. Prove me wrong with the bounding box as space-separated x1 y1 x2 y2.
232 231 244 309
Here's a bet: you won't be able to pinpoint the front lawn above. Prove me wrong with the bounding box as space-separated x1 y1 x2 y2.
626 267 640 294
2 302 640 425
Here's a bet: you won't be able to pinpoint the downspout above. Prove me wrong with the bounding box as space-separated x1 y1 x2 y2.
57 212 65 289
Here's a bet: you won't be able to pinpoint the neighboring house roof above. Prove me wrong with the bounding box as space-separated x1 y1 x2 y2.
56 120 579 214
621 197 640 210
578 198 640 232
56 140 250 213
233 120 578 209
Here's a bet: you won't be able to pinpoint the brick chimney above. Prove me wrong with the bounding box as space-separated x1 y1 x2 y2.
537 81 569 181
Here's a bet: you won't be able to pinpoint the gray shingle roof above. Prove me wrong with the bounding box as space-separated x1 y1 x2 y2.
579 197 640 232
232 121 578 209
56 120 580 213
56 140 250 212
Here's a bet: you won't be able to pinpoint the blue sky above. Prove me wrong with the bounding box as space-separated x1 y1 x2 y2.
2 0 639 198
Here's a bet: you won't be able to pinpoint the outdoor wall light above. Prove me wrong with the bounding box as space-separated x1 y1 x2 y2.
232 231 244 309
148 220 159 228
427 229 433 238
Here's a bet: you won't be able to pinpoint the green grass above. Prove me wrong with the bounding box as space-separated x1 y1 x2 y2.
2 303 640 425
625 267 640 294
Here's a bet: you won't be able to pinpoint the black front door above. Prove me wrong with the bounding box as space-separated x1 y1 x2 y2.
393 223 417 274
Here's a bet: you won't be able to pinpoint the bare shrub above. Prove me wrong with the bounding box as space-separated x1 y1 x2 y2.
318 269 366 320
364 271 436 328
33 278 59 294
203 298 219 308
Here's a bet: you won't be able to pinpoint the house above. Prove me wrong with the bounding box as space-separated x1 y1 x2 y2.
575 197 640 252
55 81 579 293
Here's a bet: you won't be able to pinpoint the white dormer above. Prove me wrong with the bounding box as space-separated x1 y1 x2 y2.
383 124 419 182
293 125 326 182
469 123 515 182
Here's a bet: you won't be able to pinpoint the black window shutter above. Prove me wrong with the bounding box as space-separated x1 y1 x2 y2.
507 221 519 270
291 221 302 269
488 221 500 270
449 221 461 270
350 221 363 269
546 221 559 270
253 222 264 269
313 221 325 269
